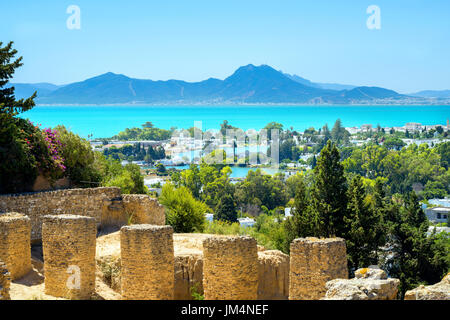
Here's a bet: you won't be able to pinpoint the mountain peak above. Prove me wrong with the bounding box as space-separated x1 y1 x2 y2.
93 72 129 80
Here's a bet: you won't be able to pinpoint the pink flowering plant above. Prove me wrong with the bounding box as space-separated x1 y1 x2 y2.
25 121 66 181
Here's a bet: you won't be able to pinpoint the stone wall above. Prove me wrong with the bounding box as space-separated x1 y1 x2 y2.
0 187 165 241
42 215 97 299
289 237 348 300
122 194 165 225
0 260 10 300
120 225 174 300
202 236 258 300
0 213 31 280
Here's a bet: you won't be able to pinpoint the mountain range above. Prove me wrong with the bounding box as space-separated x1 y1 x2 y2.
9 64 450 105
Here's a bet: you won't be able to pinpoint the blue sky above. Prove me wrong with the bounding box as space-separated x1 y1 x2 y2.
1 0 449 93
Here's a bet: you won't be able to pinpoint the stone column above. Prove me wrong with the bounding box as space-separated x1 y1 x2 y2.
120 224 174 300
0 213 31 280
289 237 348 300
202 236 258 300
42 215 96 299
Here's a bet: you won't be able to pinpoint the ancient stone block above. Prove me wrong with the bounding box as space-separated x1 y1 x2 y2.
258 250 290 300
324 267 399 300
289 237 348 300
0 212 31 280
0 260 11 300
42 215 97 299
120 224 174 300
405 274 450 300
202 236 258 300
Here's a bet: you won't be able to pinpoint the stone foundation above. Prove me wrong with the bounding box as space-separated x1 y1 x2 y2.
120 225 174 300
42 215 97 299
289 237 348 300
0 213 31 280
0 260 10 300
202 236 258 300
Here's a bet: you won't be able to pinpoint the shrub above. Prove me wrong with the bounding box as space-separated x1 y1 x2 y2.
159 183 208 233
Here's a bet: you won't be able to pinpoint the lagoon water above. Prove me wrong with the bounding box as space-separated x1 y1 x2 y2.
21 105 450 138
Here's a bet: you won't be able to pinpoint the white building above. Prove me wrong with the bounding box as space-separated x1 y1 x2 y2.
428 198 450 208
425 207 450 224
238 217 256 228
284 207 293 217
405 122 422 132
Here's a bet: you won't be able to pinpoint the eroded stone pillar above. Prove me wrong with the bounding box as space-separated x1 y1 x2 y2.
120 224 174 300
289 237 348 300
0 212 31 280
42 215 96 299
202 236 258 300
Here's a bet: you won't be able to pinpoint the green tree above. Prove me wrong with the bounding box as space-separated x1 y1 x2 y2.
331 119 350 145
282 178 318 253
214 194 238 223
345 175 385 274
383 194 448 298
310 140 348 237
156 163 167 174
0 42 39 193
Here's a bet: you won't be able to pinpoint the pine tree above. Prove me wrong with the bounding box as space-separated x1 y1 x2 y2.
311 140 348 237
0 41 36 116
404 191 427 229
382 193 448 298
282 179 318 253
0 42 37 193
345 175 384 274
214 194 238 223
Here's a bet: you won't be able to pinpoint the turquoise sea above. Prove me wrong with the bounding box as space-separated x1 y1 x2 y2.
20 105 450 138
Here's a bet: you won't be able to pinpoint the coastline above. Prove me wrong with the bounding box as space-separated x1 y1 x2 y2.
34 103 450 107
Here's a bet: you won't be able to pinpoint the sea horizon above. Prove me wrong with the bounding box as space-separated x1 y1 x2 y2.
21 104 450 139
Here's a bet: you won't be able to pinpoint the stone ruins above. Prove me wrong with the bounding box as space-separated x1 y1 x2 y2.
120 225 174 300
0 186 445 300
323 267 400 300
289 237 348 300
0 213 31 280
42 215 96 299
404 273 450 300
203 236 258 300
0 187 165 242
